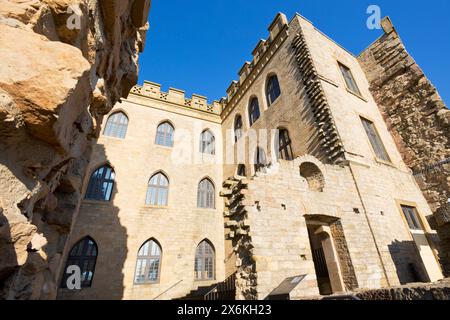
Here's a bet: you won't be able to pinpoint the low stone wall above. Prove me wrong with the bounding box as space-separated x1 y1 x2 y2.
354 279 450 300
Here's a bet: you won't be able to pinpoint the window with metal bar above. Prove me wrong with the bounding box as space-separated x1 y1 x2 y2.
234 115 243 142
146 172 169 206
278 128 294 160
195 240 215 281
103 112 129 139
85 165 115 201
361 117 391 162
401 205 423 231
60 237 97 288
338 63 361 96
255 147 267 173
248 98 260 126
197 178 215 209
200 130 215 155
155 122 174 147
134 239 162 284
266 75 281 106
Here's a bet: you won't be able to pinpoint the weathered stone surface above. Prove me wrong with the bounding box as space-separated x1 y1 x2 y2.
0 0 150 300
358 17 450 276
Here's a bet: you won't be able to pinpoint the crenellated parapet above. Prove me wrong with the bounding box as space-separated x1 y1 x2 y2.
130 81 223 115
221 13 290 119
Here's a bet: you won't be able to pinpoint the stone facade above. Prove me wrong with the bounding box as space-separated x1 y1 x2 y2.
358 18 450 276
0 0 150 300
55 13 447 300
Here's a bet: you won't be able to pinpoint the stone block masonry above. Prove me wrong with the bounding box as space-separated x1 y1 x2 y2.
358 17 450 275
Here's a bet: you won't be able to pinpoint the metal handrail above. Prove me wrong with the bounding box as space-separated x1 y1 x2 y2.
152 280 183 300
204 273 236 300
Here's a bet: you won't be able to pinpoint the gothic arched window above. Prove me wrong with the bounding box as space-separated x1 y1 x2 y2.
146 172 169 206
155 121 174 147
248 97 260 126
85 165 115 201
104 112 129 139
195 240 215 281
200 130 215 155
61 237 98 288
266 75 281 106
134 239 162 284
197 178 215 209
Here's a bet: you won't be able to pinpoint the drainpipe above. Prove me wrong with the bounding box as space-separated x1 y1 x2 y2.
347 161 391 287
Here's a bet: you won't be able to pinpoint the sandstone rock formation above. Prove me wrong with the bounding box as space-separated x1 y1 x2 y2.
0 0 150 299
358 17 450 276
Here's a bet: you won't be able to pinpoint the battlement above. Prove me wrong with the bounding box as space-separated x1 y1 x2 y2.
129 81 223 115
222 12 290 118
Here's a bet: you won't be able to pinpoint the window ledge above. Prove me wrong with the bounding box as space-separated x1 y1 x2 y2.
142 205 169 209
133 282 160 286
374 157 396 168
102 135 126 141
82 200 112 206
346 88 368 102
154 144 174 150
267 96 281 109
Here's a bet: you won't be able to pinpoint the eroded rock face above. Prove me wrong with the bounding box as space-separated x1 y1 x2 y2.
358 18 450 276
0 0 150 299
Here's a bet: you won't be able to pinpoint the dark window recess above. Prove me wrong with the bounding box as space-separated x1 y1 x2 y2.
60 237 98 288
401 205 422 231
361 117 391 162
85 165 115 201
339 63 361 96
248 98 261 126
266 75 281 106
278 128 294 160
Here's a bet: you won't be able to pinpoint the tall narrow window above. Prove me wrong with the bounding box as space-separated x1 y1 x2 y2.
155 122 174 147
85 165 115 201
237 164 246 177
146 172 169 206
248 98 260 126
195 240 215 281
61 237 97 288
266 75 281 106
234 115 243 142
255 147 267 173
200 130 215 155
361 117 390 162
401 206 422 231
278 128 294 160
338 63 361 96
134 239 162 284
197 178 215 209
104 112 128 139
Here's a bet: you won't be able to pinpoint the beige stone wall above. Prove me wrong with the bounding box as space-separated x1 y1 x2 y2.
58 90 226 300
358 18 450 276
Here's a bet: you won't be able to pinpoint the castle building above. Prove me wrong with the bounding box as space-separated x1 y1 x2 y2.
57 13 445 300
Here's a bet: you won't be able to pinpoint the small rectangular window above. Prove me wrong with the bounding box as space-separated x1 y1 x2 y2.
361 117 391 162
339 62 361 96
401 205 422 231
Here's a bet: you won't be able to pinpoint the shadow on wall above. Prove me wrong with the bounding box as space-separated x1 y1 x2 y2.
57 143 128 300
388 240 429 285
0 208 17 299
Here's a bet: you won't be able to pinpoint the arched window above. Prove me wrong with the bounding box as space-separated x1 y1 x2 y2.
197 178 215 209
155 121 174 147
200 130 215 155
60 237 97 288
146 172 169 206
134 239 162 284
237 164 246 177
195 240 215 281
248 97 260 126
85 165 115 201
104 112 128 139
255 147 267 173
234 115 243 142
278 128 294 160
266 75 281 106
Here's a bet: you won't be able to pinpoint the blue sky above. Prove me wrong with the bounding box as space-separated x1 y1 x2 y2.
138 0 450 105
